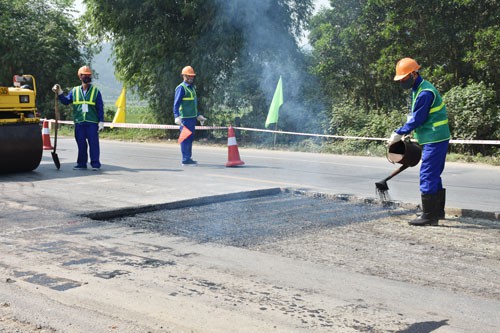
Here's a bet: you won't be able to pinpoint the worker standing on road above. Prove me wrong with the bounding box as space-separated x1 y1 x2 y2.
52 66 105 170
387 58 450 226
173 65 206 165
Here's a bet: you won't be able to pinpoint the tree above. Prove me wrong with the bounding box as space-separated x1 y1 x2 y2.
0 0 93 117
466 25 500 101
309 0 500 140
83 0 315 130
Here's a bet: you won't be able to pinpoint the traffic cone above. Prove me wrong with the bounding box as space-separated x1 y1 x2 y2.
225 126 245 167
42 119 53 150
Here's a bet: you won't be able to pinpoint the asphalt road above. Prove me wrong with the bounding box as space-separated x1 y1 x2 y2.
0 137 499 332
12 137 498 214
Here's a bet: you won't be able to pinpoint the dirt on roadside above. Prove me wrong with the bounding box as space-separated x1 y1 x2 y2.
251 213 500 301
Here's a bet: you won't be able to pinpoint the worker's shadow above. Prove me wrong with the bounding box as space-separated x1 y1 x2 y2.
398 319 448 333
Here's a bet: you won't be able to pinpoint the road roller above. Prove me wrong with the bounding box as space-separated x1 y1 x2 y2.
0 75 43 173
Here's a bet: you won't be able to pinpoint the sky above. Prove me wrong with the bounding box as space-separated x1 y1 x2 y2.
314 0 331 12
73 0 85 17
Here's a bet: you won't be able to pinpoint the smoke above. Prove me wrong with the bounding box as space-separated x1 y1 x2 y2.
213 0 315 130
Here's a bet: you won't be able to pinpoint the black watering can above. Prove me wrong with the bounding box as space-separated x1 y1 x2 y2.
376 139 422 196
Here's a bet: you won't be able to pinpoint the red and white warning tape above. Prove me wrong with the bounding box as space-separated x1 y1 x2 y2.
50 120 227 130
44 120 500 145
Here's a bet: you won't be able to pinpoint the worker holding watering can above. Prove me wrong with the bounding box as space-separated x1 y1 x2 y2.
388 58 450 226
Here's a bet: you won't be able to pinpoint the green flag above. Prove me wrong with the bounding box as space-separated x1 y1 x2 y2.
265 76 283 128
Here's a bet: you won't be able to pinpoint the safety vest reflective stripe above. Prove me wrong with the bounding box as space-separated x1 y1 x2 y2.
430 102 444 114
73 86 97 105
181 84 195 101
433 119 448 128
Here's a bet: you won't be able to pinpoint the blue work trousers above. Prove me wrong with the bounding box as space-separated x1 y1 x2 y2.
419 140 449 194
74 122 101 168
180 117 196 162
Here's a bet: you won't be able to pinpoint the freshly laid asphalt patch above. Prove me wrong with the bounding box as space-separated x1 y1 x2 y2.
95 189 411 247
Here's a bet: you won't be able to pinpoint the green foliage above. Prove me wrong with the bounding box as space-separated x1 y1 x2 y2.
0 0 93 118
444 81 499 153
329 98 403 138
466 25 500 94
308 0 500 155
83 0 314 131
103 104 154 123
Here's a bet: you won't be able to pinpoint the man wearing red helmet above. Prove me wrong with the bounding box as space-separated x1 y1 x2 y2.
52 66 105 170
388 58 450 226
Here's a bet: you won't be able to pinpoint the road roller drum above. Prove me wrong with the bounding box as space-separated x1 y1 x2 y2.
0 75 43 173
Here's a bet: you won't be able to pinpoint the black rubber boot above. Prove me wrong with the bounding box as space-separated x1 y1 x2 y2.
437 188 446 220
409 193 439 226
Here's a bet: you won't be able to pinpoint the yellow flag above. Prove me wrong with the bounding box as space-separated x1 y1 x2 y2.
111 87 126 127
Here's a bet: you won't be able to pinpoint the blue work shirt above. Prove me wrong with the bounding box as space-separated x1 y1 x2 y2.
395 75 434 136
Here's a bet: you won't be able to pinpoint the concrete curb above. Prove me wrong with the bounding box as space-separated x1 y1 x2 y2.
444 207 500 221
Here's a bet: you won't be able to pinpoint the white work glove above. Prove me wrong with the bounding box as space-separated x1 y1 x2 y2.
174 117 182 125
98 122 104 132
197 115 207 125
52 84 63 95
387 131 403 146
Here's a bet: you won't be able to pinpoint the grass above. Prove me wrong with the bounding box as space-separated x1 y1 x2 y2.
446 153 500 166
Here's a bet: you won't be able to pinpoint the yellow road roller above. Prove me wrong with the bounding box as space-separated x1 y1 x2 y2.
0 75 43 173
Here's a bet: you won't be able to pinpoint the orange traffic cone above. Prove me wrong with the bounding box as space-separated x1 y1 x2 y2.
225 126 245 167
42 119 53 150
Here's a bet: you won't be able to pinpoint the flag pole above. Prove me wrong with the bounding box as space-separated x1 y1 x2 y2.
273 122 278 149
